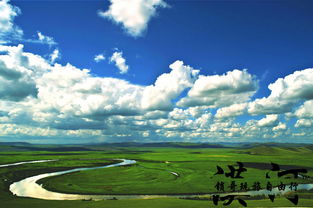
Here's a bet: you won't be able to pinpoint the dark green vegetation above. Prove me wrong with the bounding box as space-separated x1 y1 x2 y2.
1 142 313 207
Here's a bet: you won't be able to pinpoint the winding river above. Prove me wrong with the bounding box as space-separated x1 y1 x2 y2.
4 159 313 200
0 160 57 168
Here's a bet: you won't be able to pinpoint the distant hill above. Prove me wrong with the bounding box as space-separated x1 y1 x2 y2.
93 142 225 148
0 142 94 152
0 142 31 146
240 145 282 155
239 144 313 155
0 141 313 152
0 142 225 151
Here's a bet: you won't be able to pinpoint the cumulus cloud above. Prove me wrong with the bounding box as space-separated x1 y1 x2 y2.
49 48 60 63
248 68 313 115
109 51 129 74
169 108 188 120
0 44 49 101
94 53 105 63
0 1 58 46
248 97 293 115
37 32 57 46
167 107 205 126
0 123 104 143
269 68 313 100
0 46 199 132
215 103 248 119
1 44 313 143
2 0 313 143
293 101 313 128
177 69 258 108
0 46 212 142
194 112 212 128
257 114 279 127
0 0 23 43
295 119 313 128
295 100 313 119
98 0 167 37
141 60 199 110
273 122 286 131
35 64 144 124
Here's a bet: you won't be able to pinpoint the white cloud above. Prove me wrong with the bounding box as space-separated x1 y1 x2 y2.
273 122 286 131
0 123 103 140
109 51 129 74
142 131 149 137
248 97 293 115
0 44 49 101
141 60 199 110
37 32 57 46
98 0 167 37
257 114 279 127
1 44 313 143
0 46 200 132
0 123 57 137
248 68 313 115
35 63 144 122
215 103 248 119
0 1 57 46
295 100 313 119
169 108 188 120
177 69 258 108
268 69 313 100
168 107 203 120
293 100 313 129
295 119 313 128
50 49 60 63
185 106 204 118
94 53 105 63
194 112 212 128
0 48 205 141
0 0 23 43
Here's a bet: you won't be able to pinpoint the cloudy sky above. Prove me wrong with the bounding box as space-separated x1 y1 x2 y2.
0 0 313 144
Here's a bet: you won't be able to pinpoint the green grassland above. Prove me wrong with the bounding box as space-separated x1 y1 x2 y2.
0 143 313 207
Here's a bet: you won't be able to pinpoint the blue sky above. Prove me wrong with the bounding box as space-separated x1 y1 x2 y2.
0 0 313 143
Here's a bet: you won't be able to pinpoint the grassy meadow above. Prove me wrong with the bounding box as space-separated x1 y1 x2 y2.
0 142 313 207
